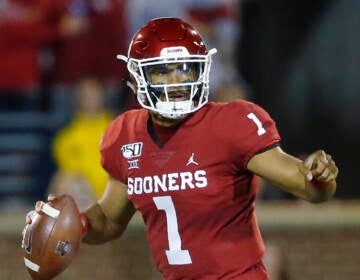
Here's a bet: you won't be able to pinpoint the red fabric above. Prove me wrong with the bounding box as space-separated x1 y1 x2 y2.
186 1 239 24
100 100 280 279
152 121 180 144
79 212 89 235
89 1 128 82
0 0 61 90
311 179 332 189
187 5 229 23
53 0 128 84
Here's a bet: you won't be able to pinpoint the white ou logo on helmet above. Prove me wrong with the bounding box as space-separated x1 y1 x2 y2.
160 47 190 57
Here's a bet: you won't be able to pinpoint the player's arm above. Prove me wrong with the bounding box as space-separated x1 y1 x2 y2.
82 176 136 244
247 147 338 203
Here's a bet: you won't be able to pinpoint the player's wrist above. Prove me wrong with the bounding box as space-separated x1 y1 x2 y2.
79 212 89 236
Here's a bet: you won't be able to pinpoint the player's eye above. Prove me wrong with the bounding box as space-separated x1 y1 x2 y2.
145 64 169 75
177 63 190 74
156 68 169 75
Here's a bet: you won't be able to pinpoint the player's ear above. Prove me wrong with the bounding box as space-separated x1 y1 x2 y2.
126 76 137 94
126 80 136 93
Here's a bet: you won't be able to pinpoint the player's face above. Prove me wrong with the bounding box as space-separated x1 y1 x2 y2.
144 62 199 101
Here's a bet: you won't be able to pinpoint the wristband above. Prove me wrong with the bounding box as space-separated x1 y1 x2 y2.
79 212 89 235
311 179 332 189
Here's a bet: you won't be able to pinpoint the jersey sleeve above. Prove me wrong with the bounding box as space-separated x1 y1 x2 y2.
99 117 126 183
229 101 281 169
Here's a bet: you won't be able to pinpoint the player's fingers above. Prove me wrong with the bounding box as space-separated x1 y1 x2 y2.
301 166 313 181
302 150 331 181
315 167 331 181
321 154 338 181
328 159 339 181
326 154 332 162
48 194 56 202
304 151 325 180
298 160 312 181
315 157 329 175
301 153 316 181
310 150 328 177
313 153 338 181
318 150 328 163
35 201 45 213
25 210 36 224
303 153 316 170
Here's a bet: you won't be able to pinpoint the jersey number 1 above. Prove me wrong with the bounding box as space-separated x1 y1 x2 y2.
153 196 192 265
247 112 266 136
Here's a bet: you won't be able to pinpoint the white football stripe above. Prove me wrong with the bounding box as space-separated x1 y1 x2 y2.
24 257 40 272
41 203 60 218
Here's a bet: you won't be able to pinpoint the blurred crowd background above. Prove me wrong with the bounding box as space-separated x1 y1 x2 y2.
0 0 359 279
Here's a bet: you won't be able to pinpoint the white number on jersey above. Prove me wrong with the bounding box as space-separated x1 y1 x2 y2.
153 196 192 265
247 112 266 136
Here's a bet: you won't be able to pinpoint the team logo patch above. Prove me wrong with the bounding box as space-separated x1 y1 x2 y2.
160 46 190 57
55 240 72 256
186 153 199 166
128 159 140 169
121 142 143 159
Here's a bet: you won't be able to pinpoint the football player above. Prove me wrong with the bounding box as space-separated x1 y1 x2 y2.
26 17 338 279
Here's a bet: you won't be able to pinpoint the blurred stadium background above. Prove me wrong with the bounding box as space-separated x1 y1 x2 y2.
0 0 359 279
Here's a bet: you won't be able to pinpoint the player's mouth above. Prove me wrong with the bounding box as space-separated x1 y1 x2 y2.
168 91 189 101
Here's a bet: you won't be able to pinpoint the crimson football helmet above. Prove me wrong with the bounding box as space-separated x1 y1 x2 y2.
117 17 217 119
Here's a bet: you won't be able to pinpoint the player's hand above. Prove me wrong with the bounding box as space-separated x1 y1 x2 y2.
25 194 57 225
22 194 83 279
25 194 88 233
23 195 58 251
300 150 339 182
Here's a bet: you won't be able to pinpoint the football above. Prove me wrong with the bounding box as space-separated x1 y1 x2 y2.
22 194 83 280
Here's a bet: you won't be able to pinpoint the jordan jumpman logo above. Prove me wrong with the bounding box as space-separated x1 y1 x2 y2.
186 153 199 166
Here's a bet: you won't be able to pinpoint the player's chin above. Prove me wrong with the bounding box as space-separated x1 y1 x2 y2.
151 111 187 126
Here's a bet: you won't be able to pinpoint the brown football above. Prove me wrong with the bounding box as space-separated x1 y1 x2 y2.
22 194 82 280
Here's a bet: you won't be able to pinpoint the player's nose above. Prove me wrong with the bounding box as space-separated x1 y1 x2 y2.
167 71 184 84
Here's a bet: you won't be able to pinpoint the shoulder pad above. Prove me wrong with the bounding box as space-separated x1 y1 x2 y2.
100 115 123 151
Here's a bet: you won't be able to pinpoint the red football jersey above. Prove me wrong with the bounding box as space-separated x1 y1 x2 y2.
100 100 281 280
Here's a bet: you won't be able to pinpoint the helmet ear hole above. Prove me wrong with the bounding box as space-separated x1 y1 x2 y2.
129 61 139 72
126 80 136 94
